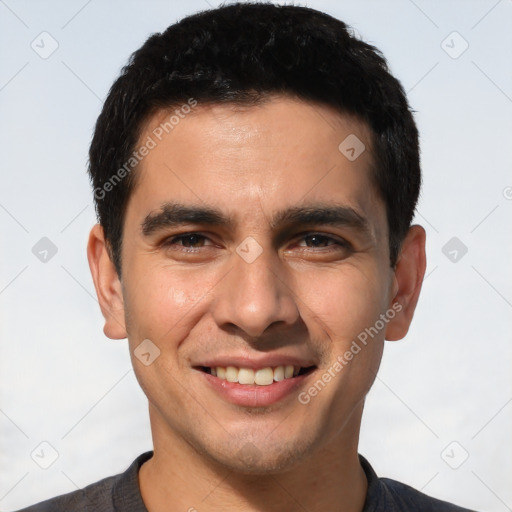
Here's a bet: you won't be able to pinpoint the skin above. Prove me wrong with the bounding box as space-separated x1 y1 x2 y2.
88 95 426 512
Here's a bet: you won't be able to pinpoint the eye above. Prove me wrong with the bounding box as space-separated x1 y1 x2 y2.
295 233 350 250
163 233 213 250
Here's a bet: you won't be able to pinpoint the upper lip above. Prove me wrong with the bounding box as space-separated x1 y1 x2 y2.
193 354 317 370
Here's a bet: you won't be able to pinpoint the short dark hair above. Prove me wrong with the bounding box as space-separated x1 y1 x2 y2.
88 1 420 276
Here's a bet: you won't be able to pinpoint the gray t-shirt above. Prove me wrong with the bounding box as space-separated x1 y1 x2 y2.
13 451 476 511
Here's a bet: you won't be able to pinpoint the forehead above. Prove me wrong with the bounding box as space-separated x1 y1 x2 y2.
128 95 384 235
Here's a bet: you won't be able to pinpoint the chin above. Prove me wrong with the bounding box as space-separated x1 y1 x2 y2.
199 432 319 475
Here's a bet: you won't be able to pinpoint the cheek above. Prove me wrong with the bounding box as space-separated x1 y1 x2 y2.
295 265 388 345
123 263 219 343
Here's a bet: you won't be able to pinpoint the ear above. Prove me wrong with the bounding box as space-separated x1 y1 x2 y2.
385 225 426 341
87 224 127 339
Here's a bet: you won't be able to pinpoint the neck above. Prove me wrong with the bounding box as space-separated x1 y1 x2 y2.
139 404 367 512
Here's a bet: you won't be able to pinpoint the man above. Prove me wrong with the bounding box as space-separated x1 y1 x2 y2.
16 2 475 511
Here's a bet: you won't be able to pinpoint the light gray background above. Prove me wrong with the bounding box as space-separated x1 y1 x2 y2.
1 0 511 510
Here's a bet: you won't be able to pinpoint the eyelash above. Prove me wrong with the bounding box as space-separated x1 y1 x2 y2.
162 232 351 252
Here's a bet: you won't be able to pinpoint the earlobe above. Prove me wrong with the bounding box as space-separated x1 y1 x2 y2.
87 224 127 340
385 225 426 341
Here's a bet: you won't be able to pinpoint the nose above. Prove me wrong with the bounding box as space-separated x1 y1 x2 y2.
210 243 299 338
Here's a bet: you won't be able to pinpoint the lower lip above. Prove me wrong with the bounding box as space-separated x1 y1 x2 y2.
199 370 313 407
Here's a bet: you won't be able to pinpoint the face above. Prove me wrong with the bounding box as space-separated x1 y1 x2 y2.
89 95 423 474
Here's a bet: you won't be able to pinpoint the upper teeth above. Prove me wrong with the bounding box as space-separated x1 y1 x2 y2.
212 365 300 386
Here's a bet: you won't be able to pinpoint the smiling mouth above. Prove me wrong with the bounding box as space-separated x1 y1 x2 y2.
197 365 317 386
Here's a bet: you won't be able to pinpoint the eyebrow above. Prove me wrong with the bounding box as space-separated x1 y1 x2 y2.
141 201 372 239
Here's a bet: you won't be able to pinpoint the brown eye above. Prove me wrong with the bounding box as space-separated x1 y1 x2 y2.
163 233 212 250
177 234 206 248
301 234 334 247
296 233 350 249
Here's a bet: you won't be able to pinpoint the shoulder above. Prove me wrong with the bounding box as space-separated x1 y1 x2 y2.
378 477 477 512
11 451 153 512
12 475 117 512
360 455 477 512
